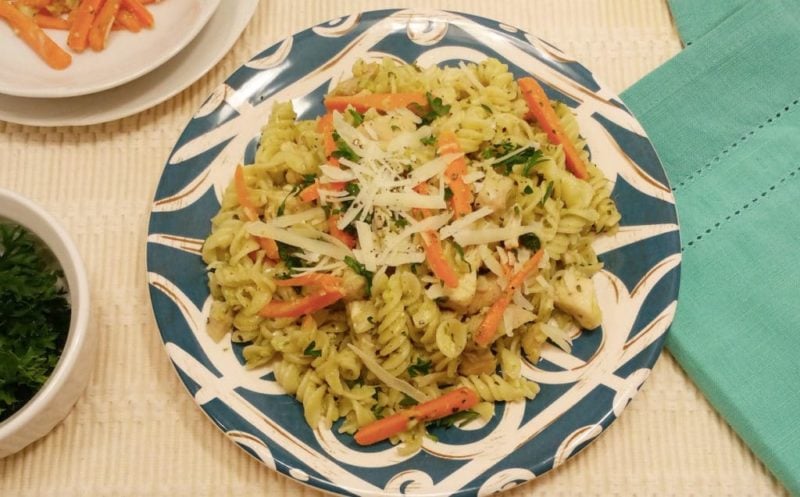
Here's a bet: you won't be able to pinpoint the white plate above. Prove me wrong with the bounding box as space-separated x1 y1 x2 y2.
0 0 257 127
0 0 220 98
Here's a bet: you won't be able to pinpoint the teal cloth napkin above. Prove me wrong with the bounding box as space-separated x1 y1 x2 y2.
621 0 800 494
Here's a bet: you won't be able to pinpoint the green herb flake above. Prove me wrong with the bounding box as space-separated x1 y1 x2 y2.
413 92 452 125
443 186 453 201
452 241 471 271
519 233 541 252
348 108 364 126
277 184 303 216
371 404 386 419
303 341 322 357
523 185 534 195
407 358 432 377
0 224 71 421
393 216 410 229
399 394 419 408
539 181 554 206
331 131 360 162
344 256 374 298
277 242 302 272
480 104 493 114
420 135 436 146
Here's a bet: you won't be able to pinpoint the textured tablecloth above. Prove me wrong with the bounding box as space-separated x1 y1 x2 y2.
0 1 790 496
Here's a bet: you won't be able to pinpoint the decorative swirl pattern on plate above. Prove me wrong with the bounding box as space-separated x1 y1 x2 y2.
146 8 681 497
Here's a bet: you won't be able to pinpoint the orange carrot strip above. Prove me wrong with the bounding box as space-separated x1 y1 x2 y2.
317 112 339 165
88 0 119 51
437 131 473 218
67 0 104 52
518 77 588 180
15 0 51 6
113 8 139 31
256 236 279 260
412 182 459 289
475 249 545 347
120 0 151 27
328 214 357 249
234 164 259 222
0 1 71 69
324 92 427 114
259 290 344 318
421 231 459 289
34 13 69 29
354 387 479 445
299 113 348 203
275 273 342 290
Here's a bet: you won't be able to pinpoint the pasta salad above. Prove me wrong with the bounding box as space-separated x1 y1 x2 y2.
202 57 620 451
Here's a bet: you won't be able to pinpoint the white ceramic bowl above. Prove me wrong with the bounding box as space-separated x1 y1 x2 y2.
0 188 93 458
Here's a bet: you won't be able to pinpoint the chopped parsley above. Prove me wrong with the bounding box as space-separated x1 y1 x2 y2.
480 103 493 114
331 131 360 162
539 181 554 206
348 108 364 126
519 233 541 252
481 142 544 176
420 134 436 146
0 224 71 421
344 256 374 298
523 185 534 195
303 341 322 357
407 358 432 377
399 394 419 408
371 404 386 419
393 215 410 229
276 175 314 217
453 241 471 271
443 186 453 201
277 242 302 272
412 92 451 125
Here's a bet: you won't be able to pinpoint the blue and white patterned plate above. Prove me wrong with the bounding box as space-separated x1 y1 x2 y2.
146 9 680 497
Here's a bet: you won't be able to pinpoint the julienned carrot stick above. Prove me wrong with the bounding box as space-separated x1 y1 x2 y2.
15 0 51 6
328 214 357 249
475 248 545 347
34 13 69 29
88 0 119 51
421 231 459 289
412 182 459 289
0 1 71 69
256 236 279 260
234 164 259 222
259 289 344 318
113 8 140 31
437 131 473 218
67 0 104 52
120 0 151 27
299 113 346 202
517 77 588 180
354 387 479 445
324 92 427 113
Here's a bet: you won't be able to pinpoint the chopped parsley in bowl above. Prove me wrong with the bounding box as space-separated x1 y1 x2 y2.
0 223 71 422
0 188 92 458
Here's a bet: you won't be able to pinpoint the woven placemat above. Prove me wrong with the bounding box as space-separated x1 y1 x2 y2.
0 1 788 495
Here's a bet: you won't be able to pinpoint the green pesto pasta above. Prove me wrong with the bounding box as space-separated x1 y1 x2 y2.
202 57 620 449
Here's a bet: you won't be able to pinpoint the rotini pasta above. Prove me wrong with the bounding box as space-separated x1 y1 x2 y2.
202 57 620 450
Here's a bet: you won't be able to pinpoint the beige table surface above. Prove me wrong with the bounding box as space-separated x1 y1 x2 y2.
0 1 791 496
